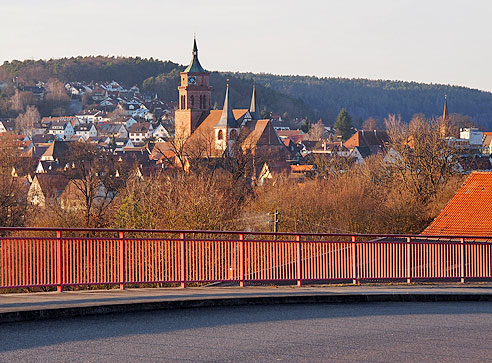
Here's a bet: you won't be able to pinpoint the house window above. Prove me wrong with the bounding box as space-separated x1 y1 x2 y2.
218 130 224 140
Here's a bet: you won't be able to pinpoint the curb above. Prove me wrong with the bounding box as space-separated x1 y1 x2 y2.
2 292 492 323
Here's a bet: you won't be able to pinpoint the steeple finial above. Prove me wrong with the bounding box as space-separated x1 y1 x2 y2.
216 80 237 128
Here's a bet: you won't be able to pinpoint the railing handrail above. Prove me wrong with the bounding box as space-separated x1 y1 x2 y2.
0 226 490 241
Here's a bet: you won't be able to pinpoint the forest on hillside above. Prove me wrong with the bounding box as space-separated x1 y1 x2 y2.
236 73 492 127
2 56 492 127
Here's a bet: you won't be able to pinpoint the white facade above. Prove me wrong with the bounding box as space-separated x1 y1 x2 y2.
75 124 97 140
152 124 170 140
48 122 74 139
76 111 101 124
460 128 483 145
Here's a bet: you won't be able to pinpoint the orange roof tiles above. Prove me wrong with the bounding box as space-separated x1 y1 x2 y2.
290 165 314 173
422 172 492 236
343 130 389 149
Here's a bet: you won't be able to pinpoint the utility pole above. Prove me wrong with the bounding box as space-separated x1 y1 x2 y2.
270 209 280 238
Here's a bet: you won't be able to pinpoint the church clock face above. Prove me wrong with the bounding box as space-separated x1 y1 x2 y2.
188 76 197 85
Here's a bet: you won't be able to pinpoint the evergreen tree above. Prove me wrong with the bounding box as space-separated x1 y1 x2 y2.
334 108 353 140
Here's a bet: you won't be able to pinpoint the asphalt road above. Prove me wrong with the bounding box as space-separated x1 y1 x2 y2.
1 302 492 362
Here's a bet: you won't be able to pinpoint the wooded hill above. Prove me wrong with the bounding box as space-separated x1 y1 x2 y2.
2 56 492 128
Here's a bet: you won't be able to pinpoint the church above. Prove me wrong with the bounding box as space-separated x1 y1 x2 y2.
174 38 289 167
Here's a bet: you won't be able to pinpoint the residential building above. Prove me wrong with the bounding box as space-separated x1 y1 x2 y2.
74 123 97 140
129 122 153 143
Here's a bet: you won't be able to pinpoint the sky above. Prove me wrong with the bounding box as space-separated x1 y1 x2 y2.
2 0 492 91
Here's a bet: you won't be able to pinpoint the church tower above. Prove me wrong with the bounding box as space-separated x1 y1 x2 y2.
215 82 239 155
175 37 212 143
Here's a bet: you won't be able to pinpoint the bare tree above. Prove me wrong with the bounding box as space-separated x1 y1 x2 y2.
60 142 128 227
306 119 326 141
14 105 40 136
384 114 461 202
0 135 28 227
362 117 381 131
10 90 34 113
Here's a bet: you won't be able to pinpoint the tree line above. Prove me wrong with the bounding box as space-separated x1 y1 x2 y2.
2 57 492 127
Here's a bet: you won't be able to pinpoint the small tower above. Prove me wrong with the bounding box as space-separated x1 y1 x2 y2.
215 81 239 154
249 81 260 120
174 36 212 143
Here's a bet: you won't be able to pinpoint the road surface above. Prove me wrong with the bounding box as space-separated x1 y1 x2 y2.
1 302 492 362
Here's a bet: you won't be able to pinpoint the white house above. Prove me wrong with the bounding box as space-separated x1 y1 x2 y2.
76 110 101 124
122 117 137 130
144 112 155 121
74 124 97 140
0 119 14 133
129 122 153 143
460 127 483 146
47 122 74 139
100 98 118 109
152 123 170 140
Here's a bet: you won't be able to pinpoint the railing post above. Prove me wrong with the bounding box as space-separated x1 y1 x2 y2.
180 232 186 288
296 235 302 286
57 230 63 292
239 234 245 287
406 237 412 284
119 231 125 290
352 236 358 285
461 238 466 283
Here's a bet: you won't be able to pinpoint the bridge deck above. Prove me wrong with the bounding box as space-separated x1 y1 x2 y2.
2 284 492 323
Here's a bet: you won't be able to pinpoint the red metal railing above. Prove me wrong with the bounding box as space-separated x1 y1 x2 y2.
1 227 491 291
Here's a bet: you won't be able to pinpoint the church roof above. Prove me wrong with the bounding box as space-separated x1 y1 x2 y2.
183 37 206 73
242 119 285 150
183 109 272 158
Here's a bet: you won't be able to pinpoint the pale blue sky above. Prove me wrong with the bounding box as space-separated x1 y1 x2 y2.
2 0 491 91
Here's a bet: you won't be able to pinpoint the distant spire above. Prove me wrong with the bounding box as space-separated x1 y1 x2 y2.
440 94 449 138
216 80 237 128
193 34 198 56
184 35 206 73
250 81 260 120
443 94 448 121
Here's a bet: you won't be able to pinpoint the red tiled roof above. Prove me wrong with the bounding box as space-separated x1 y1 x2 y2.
422 172 492 236
343 130 389 149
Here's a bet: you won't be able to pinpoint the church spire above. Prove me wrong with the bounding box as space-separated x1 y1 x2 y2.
443 94 448 121
184 35 206 73
249 81 260 120
193 34 198 56
216 80 237 128
440 94 449 138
